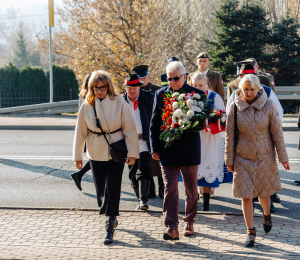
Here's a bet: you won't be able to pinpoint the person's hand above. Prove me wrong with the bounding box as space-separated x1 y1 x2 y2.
126 157 136 165
298 121 300 129
227 165 234 172
282 161 290 170
75 161 82 170
152 152 160 160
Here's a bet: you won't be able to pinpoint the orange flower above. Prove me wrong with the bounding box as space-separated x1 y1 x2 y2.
167 118 172 125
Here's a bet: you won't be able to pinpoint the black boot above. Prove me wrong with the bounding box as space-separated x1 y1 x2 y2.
158 176 164 198
148 178 156 198
271 193 280 203
70 172 82 191
139 179 149 210
202 193 210 211
103 216 118 245
133 187 140 210
263 214 272 234
245 228 256 247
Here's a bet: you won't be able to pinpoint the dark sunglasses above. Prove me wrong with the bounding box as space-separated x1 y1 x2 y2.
93 86 107 92
167 74 184 82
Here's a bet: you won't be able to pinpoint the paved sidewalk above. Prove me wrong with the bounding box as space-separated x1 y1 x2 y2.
0 210 300 259
0 115 298 130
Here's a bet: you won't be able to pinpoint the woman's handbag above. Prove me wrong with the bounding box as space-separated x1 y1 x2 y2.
93 104 128 163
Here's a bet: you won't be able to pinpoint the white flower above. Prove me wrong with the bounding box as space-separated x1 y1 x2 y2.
172 102 179 109
198 101 204 109
221 116 226 123
172 92 179 97
187 110 194 117
187 99 194 106
179 119 185 126
174 109 183 118
193 93 200 99
178 94 186 100
166 137 170 142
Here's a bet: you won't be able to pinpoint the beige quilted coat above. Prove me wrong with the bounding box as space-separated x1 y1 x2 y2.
225 89 288 199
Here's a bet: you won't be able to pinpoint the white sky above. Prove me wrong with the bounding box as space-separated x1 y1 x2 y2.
1 0 63 9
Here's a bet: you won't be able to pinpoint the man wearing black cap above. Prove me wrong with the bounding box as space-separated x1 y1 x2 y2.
132 65 164 199
132 65 160 94
122 74 155 210
188 52 225 102
244 58 275 92
234 58 274 91
227 61 273 101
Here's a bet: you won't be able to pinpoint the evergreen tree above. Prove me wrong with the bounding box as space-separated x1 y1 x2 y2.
11 28 30 70
206 0 271 84
268 15 300 86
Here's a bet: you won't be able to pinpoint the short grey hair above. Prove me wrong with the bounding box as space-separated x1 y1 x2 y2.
192 71 207 83
239 74 262 90
166 61 186 75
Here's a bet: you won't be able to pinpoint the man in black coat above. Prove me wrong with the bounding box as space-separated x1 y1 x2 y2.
132 64 164 199
150 61 205 240
122 74 155 210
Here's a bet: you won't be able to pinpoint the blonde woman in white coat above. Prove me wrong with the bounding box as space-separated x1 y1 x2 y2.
73 70 139 245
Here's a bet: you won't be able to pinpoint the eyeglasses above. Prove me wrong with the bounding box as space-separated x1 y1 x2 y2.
93 86 107 92
167 74 184 82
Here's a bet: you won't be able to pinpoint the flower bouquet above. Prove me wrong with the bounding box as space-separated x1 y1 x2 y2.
159 89 214 147
204 110 226 135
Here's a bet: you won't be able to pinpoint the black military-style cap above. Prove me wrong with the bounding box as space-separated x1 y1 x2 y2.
168 57 179 63
121 73 144 88
131 64 149 78
161 73 168 87
196 52 209 59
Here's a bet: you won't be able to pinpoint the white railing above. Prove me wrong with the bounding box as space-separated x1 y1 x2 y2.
0 100 78 115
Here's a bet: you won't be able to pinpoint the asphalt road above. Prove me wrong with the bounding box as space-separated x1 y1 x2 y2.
0 130 300 220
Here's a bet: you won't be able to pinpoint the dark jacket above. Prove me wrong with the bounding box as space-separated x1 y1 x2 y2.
150 83 205 166
124 89 154 152
142 82 160 94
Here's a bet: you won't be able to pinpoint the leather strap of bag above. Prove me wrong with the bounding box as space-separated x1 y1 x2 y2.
234 103 239 154
93 103 111 146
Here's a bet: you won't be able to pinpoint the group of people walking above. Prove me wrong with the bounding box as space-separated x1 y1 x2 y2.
72 52 290 247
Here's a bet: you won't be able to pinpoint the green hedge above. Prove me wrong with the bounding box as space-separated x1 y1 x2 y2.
0 63 79 99
45 64 79 99
0 63 19 93
19 65 46 93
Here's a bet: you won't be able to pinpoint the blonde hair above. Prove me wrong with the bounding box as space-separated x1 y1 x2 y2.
191 71 207 86
239 74 262 90
79 73 91 98
86 70 119 106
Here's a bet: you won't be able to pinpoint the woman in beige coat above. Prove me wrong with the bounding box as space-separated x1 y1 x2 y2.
73 70 139 245
225 74 290 247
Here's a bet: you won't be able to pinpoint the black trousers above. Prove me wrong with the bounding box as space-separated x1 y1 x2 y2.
90 160 125 216
128 152 151 189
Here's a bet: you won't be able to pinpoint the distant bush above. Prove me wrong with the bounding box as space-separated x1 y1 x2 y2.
45 64 79 99
19 65 46 93
0 63 20 93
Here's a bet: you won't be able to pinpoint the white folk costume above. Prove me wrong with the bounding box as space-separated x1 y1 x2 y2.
179 89 232 186
197 89 232 187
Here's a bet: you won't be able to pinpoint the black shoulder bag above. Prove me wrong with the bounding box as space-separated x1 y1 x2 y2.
93 104 128 163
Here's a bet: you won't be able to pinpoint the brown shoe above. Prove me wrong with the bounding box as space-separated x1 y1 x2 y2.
183 223 194 236
163 229 179 240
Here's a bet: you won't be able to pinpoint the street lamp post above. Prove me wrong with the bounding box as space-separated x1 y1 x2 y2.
49 0 54 103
